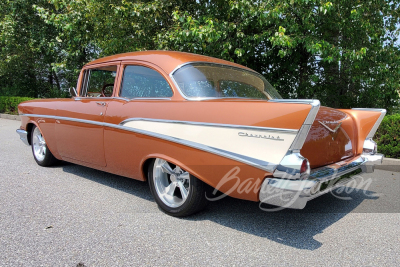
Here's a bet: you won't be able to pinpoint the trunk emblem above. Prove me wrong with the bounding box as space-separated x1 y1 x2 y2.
319 121 342 133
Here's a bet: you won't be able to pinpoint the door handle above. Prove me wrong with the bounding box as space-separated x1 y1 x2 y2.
96 102 106 106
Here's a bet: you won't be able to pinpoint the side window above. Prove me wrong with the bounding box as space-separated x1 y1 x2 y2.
80 66 118 97
119 66 173 98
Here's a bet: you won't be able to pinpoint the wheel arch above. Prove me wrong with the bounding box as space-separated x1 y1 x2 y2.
26 121 39 145
140 154 203 183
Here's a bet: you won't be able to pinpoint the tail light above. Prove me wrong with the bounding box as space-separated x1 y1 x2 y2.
300 158 310 179
273 153 310 180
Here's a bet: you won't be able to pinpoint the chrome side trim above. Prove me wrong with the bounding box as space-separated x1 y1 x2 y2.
290 100 320 151
352 108 386 138
73 97 171 102
21 114 298 134
270 99 320 151
120 118 298 134
352 108 387 112
271 100 320 180
20 114 300 172
16 129 29 145
21 114 105 127
126 97 172 101
135 132 275 172
121 122 276 171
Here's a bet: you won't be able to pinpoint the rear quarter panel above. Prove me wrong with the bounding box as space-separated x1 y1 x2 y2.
103 99 313 201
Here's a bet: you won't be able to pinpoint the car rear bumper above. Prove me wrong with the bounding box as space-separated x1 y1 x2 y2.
16 129 29 146
259 153 383 209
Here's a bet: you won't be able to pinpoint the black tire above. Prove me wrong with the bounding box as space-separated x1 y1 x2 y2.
31 125 58 167
148 158 208 217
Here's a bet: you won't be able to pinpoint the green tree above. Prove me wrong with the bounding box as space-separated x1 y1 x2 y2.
0 0 72 97
157 0 400 111
2 0 399 113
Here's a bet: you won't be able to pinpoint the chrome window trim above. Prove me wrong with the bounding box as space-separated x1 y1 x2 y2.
80 69 91 97
119 65 174 100
20 114 301 172
169 61 276 101
352 108 386 138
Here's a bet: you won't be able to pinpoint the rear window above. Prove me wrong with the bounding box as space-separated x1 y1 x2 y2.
172 63 282 100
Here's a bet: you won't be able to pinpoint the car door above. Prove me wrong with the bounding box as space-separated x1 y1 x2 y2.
55 62 121 167
102 63 174 178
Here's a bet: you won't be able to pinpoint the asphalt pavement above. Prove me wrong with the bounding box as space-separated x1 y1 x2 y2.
1 118 399 266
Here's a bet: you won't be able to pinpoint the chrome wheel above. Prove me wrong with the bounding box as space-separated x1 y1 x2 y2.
32 127 46 162
152 158 191 208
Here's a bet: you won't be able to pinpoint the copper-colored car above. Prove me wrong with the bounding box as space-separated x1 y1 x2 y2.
16 51 385 216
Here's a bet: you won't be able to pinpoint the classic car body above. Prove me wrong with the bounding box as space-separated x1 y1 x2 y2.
16 51 385 216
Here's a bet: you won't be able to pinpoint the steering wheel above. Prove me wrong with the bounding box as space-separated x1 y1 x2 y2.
101 84 114 97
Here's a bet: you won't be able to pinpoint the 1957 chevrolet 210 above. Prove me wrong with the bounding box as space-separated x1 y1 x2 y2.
17 51 385 216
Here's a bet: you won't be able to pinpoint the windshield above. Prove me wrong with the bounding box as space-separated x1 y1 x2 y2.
172 63 282 100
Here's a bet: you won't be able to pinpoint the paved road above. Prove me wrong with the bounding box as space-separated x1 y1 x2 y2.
1 118 400 266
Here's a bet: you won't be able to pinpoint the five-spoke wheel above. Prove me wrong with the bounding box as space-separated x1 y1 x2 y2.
31 125 58 166
153 158 191 208
148 158 208 217
32 126 47 162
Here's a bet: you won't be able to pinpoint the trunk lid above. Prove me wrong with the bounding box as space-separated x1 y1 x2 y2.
300 107 354 169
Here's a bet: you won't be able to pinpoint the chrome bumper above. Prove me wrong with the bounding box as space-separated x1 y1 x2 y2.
259 153 384 209
16 129 29 145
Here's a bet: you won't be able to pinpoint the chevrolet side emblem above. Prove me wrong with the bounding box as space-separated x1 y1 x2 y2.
319 121 342 133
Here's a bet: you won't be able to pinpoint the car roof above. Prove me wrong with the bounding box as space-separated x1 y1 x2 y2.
84 50 253 74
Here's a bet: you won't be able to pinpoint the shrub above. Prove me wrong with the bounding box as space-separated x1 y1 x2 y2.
0 96 35 115
375 114 400 159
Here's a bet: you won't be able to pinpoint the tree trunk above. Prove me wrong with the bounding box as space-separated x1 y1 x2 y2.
52 70 61 92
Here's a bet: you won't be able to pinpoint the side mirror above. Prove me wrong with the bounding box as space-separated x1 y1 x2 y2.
69 87 78 97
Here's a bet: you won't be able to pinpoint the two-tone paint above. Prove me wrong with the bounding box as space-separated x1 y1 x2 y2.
17 51 385 206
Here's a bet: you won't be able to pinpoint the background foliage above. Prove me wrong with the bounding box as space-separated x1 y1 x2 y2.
0 0 400 112
376 114 400 158
0 96 35 114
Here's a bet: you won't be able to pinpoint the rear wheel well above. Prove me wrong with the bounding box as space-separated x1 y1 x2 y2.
26 123 35 145
142 158 155 181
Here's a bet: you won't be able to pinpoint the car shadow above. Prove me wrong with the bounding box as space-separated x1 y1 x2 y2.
189 189 378 250
61 162 379 251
